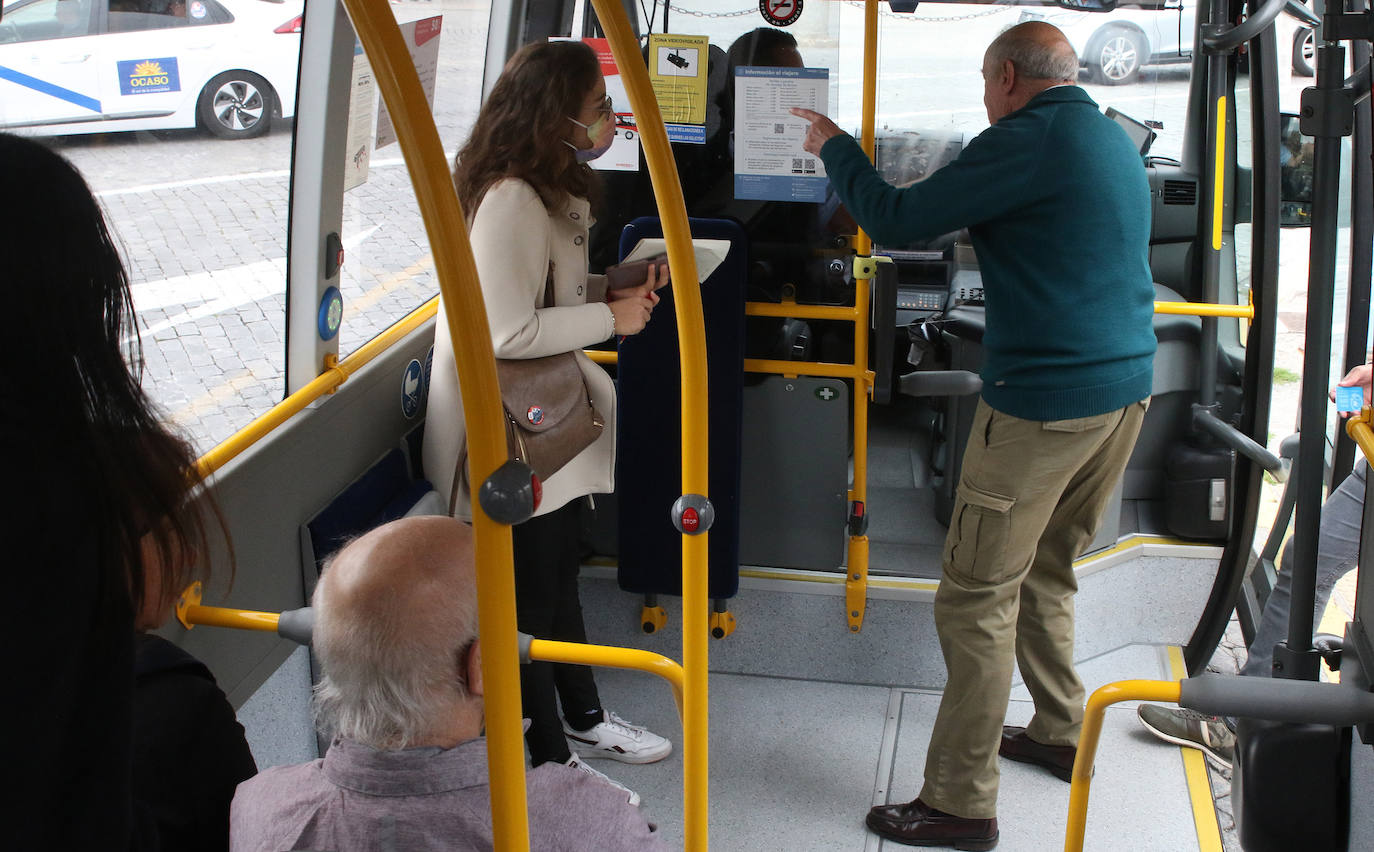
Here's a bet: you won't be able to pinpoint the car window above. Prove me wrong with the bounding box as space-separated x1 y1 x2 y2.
0 0 96 42
107 0 222 33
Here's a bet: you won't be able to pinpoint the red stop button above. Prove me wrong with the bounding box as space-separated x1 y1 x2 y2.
681 507 699 532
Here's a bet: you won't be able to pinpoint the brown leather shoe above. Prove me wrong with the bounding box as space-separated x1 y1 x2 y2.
999 725 1076 782
865 798 998 850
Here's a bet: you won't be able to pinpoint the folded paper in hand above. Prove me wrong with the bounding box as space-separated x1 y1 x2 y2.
622 238 731 284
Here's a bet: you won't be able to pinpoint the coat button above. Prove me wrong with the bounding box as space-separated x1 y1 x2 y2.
577 285 584 296
573 235 584 245
570 211 580 220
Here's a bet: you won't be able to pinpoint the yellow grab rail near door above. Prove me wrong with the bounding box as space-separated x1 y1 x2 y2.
587 1 711 848
1064 679 1182 851
335 0 527 845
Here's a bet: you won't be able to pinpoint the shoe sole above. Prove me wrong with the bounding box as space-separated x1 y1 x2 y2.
564 735 673 765
865 817 998 851
1137 717 1233 771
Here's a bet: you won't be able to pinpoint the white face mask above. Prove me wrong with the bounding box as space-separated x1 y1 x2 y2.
565 95 614 162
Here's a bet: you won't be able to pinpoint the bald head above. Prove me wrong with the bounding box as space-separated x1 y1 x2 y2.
322 514 476 622
313 515 483 749
982 22 1079 124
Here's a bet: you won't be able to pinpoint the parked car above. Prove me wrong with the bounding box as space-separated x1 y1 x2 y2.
0 0 302 138
1019 1 1316 85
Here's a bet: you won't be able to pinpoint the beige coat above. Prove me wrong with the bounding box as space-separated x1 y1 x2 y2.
423 178 616 519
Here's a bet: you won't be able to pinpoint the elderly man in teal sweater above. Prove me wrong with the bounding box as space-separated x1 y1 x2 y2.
795 21 1154 850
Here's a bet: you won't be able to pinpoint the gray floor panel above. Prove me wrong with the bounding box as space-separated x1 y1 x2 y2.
579 552 1215 691
881 690 1203 852
865 486 948 555
867 539 945 579
590 669 890 851
579 576 950 689
1073 556 1217 662
866 438 922 491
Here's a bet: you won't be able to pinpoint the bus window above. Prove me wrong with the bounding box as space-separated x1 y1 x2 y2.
336 1 490 359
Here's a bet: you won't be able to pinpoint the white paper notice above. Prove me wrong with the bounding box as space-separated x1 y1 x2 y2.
375 16 442 150
343 46 374 192
733 66 828 202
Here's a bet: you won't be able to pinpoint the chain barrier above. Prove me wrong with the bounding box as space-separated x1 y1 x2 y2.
666 2 1020 23
665 4 757 18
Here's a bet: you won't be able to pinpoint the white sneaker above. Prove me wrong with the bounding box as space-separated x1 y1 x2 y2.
564 710 673 764
564 754 641 806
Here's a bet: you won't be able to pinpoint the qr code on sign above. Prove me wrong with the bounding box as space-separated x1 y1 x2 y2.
774 123 785 134
791 158 803 173
803 158 816 174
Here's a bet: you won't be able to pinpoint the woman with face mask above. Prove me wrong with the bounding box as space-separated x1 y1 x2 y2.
424 40 671 801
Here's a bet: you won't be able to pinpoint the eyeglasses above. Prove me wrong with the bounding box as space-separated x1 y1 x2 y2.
594 94 613 116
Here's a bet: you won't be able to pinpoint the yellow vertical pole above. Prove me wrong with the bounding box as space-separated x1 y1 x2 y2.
586 2 710 849
845 0 880 632
337 0 528 847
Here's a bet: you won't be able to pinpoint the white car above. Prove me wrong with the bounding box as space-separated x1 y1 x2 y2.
0 0 301 138
1020 1 1316 85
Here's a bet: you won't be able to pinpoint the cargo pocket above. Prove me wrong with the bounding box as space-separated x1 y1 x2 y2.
944 481 1017 585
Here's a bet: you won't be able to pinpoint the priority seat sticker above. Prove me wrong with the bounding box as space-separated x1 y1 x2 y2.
117 57 181 95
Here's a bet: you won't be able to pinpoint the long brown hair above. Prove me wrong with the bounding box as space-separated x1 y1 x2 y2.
0 133 223 623
454 40 603 214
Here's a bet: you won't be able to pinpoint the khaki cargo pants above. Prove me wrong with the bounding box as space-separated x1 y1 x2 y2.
919 398 1148 819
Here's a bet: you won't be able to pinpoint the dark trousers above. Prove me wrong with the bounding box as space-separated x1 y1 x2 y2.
513 501 602 765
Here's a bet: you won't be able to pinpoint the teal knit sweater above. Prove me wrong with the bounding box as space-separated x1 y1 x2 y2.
820 86 1156 421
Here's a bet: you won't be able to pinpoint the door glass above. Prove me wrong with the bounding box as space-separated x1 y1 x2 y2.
335 1 492 359
0 0 94 39
1 0 306 453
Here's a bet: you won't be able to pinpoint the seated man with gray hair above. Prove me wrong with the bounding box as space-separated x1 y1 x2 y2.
230 516 667 852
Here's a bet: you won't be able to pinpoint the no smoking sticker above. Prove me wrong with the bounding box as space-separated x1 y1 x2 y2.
759 0 802 27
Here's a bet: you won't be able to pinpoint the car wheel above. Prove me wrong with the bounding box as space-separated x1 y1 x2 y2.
1292 28 1315 77
1089 28 1147 85
198 71 275 139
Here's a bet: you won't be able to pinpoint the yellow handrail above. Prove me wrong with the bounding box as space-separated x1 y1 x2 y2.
334 0 526 846
841 0 881 634
1154 300 1253 318
169 600 685 723
745 301 864 320
529 639 686 720
1064 679 1182 852
587 1 710 848
1346 407 1374 458
194 297 439 480
743 358 872 381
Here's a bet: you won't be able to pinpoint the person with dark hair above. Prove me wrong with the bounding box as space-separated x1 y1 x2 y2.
1 132 251 850
423 40 672 797
230 516 667 851
795 22 1154 848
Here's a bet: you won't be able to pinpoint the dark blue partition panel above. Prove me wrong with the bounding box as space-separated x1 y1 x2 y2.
616 217 745 599
305 448 432 576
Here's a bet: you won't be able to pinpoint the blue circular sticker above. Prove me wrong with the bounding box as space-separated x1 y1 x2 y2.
318 286 343 341
401 359 423 419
